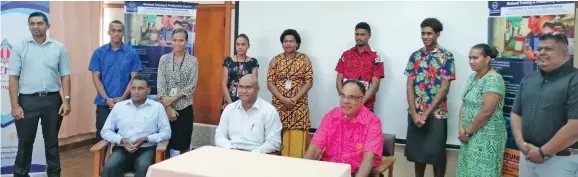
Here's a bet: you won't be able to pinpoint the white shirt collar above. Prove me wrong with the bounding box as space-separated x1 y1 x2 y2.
27 36 53 45
126 98 152 107
236 97 261 111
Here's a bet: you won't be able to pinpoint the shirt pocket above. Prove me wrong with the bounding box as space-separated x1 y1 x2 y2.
121 54 133 73
353 133 366 153
43 51 60 69
540 103 558 111
540 85 566 107
245 118 265 143
140 113 158 131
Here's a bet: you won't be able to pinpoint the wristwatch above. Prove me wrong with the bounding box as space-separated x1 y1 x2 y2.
539 147 552 161
103 96 113 102
64 96 71 100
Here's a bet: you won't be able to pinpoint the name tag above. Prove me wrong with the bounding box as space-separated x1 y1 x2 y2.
285 80 292 90
170 88 178 96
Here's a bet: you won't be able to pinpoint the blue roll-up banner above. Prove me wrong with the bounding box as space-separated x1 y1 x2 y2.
124 1 197 95
487 1 575 176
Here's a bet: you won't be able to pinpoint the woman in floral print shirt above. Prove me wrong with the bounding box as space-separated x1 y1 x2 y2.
221 34 259 111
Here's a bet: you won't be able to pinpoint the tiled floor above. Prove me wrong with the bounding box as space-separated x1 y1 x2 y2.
61 145 459 177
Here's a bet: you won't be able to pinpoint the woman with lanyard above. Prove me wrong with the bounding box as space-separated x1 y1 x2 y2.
267 29 313 158
456 43 507 177
221 34 259 111
157 28 199 154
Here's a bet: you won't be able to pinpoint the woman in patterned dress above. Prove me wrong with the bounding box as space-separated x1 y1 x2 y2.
456 44 507 177
267 29 313 158
157 28 199 153
221 34 259 111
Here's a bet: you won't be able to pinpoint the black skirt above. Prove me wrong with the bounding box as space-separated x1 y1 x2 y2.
167 105 194 151
404 113 447 165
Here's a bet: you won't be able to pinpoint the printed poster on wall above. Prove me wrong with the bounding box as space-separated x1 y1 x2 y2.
1 1 49 176
124 1 196 95
487 1 576 177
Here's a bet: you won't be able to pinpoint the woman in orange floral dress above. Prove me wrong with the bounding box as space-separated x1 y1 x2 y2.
267 29 313 158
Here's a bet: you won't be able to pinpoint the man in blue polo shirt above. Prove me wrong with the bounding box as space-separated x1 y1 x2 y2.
89 20 143 141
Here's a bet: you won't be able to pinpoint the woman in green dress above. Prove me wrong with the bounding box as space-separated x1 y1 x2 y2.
456 44 507 177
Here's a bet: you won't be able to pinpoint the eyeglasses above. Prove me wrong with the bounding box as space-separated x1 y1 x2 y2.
339 94 363 101
541 32 569 46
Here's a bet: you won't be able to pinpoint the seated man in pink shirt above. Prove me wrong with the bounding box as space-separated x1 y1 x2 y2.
303 80 384 177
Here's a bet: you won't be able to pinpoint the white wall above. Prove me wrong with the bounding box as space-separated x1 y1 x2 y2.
101 7 125 45
239 1 489 145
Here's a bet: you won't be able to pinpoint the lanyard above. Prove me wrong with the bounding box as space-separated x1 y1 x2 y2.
172 53 185 72
171 53 186 85
462 69 491 101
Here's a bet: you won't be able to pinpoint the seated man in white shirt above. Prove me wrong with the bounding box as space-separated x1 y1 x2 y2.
215 74 282 154
100 75 171 177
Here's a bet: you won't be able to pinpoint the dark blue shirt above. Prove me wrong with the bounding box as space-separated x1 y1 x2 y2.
88 43 142 105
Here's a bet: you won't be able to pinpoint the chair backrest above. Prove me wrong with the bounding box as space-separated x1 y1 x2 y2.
382 133 395 157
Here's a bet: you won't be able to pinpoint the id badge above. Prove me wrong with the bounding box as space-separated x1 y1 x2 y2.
170 88 178 96
285 80 292 90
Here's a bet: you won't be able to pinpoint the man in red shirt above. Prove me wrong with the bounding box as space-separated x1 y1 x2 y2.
335 22 385 112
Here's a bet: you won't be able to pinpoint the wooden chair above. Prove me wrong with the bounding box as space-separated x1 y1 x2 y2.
309 133 396 177
372 133 396 177
89 140 169 177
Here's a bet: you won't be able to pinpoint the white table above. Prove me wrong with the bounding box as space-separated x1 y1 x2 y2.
146 146 351 177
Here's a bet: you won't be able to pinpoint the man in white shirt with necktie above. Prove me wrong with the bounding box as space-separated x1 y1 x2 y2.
215 74 282 154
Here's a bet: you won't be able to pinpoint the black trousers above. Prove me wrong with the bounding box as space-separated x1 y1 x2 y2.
14 93 63 177
95 105 112 141
167 105 194 151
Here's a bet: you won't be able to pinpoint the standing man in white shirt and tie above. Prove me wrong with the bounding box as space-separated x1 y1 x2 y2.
8 12 71 177
215 74 282 154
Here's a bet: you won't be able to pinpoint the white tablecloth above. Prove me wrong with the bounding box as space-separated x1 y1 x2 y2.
146 146 351 177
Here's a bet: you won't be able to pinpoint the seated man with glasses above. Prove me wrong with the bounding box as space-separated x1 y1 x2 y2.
215 74 283 154
303 80 384 177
